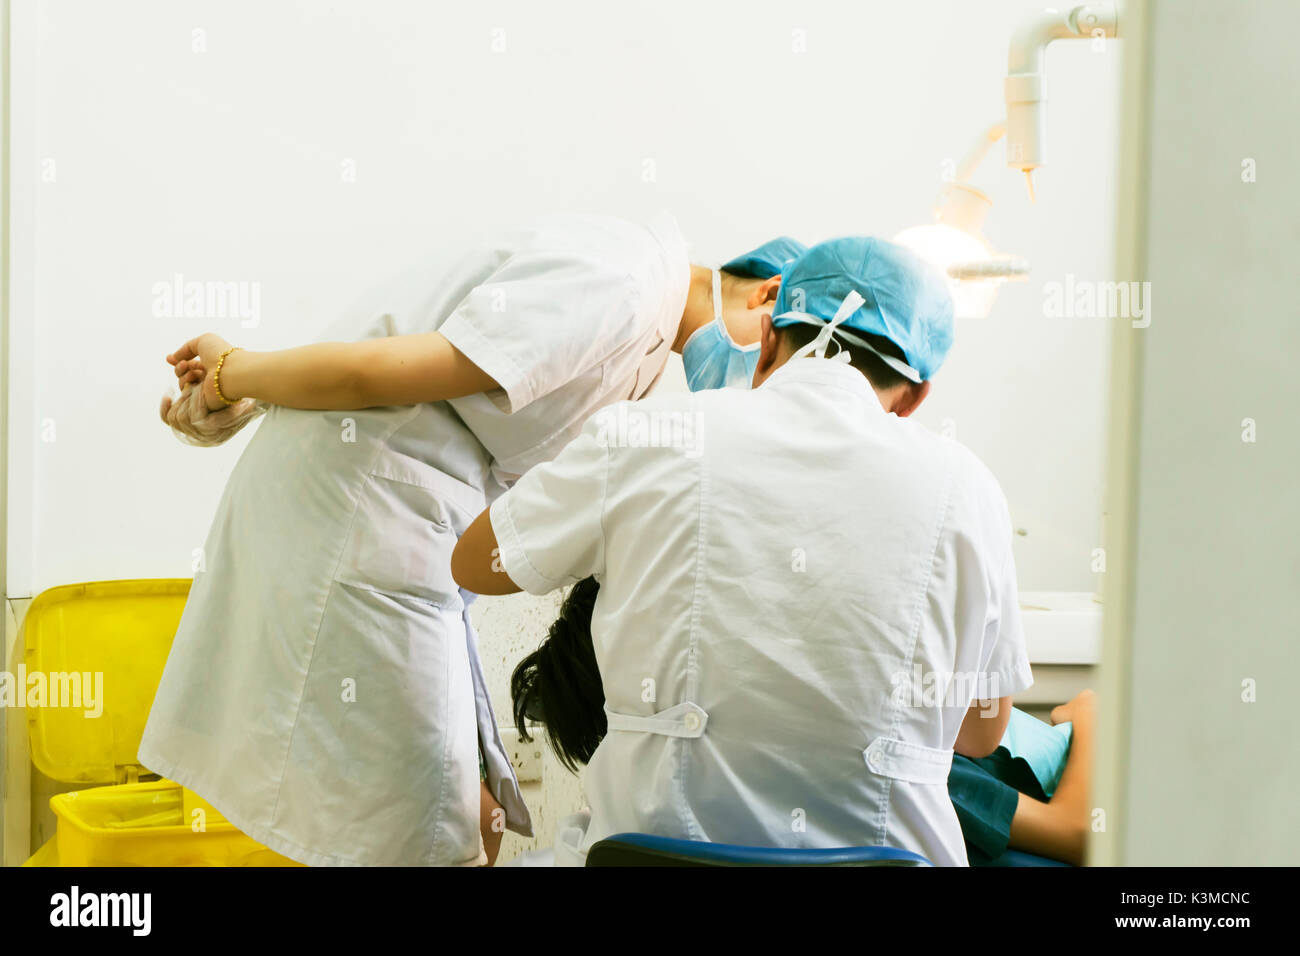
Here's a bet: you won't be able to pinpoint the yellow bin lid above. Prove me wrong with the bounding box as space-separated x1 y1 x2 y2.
22 579 191 784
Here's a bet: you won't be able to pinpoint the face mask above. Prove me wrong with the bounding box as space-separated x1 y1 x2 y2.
681 269 761 391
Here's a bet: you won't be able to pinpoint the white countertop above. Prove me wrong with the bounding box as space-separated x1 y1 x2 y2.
1018 591 1103 665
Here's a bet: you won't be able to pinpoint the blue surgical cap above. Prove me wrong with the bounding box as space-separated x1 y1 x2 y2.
771 237 954 381
720 237 808 279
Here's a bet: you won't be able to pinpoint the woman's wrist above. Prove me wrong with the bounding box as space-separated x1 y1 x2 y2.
210 347 241 405
215 348 257 403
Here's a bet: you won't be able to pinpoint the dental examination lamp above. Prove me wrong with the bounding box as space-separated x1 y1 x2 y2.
894 2 1120 319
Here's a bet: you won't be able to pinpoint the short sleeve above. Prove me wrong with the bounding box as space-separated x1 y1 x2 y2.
489 419 609 594
438 252 638 414
981 543 1034 697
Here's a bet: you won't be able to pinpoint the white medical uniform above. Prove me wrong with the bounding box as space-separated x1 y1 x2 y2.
490 358 1033 866
139 212 689 866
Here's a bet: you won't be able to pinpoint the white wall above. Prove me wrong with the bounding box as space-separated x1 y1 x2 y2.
8 0 1119 598
5 0 1120 858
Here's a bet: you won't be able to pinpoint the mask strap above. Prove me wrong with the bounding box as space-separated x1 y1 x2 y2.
788 291 866 363
776 292 924 382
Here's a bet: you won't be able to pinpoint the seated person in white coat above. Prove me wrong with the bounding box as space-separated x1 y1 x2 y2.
452 237 1033 866
513 580 1096 865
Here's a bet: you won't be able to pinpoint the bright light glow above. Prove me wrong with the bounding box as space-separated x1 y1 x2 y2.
893 223 1002 319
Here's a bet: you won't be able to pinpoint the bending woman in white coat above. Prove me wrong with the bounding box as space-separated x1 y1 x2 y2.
140 214 800 866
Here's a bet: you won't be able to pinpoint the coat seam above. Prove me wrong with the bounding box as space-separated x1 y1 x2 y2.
679 443 708 841
874 453 956 848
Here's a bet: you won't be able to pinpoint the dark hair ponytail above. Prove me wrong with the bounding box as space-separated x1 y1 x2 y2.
510 576 606 773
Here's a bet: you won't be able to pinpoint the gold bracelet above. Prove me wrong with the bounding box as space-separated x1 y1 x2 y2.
212 346 242 406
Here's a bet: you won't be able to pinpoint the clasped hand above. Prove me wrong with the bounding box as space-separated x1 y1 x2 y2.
160 333 262 446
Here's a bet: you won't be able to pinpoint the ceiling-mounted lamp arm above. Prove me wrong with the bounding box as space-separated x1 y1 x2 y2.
953 121 1007 186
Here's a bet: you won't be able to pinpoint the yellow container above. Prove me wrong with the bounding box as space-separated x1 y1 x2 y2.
49 781 295 867
21 579 301 866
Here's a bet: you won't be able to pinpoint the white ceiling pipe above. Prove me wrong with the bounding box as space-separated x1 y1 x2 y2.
1005 2 1119 178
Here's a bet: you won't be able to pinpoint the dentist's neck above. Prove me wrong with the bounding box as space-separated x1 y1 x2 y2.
673 265 719 353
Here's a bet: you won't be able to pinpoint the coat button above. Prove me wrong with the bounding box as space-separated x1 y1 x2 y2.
867 749 882 769
683 712 701 732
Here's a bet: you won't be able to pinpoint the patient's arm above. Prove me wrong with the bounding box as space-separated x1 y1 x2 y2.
954 696 1014 758
1007 689 1096 865
167 331 500 412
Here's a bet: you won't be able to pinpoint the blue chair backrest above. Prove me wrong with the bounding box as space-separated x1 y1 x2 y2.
586 833 932 867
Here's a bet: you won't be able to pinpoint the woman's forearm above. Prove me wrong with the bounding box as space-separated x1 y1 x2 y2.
216 333 499 410
219 342 372 409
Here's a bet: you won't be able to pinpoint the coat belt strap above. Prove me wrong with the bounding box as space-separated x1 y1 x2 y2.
604 701 709 738
863 736 954 785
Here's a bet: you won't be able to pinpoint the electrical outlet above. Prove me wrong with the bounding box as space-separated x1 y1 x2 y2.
499 726 544 783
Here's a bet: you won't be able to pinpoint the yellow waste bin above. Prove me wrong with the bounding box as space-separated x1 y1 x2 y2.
20 579 301 866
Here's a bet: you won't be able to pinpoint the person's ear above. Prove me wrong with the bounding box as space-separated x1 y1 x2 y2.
748 275 781 309
891 379 931 417
751 315 782 387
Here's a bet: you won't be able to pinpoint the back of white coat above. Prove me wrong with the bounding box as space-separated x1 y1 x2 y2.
491 359 1033 866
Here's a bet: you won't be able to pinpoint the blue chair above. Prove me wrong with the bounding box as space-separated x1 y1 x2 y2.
981 849 1072 867
586 833 932 867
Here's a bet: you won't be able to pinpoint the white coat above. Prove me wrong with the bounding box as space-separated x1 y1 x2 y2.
490 358 1033 866
139 212 690 865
